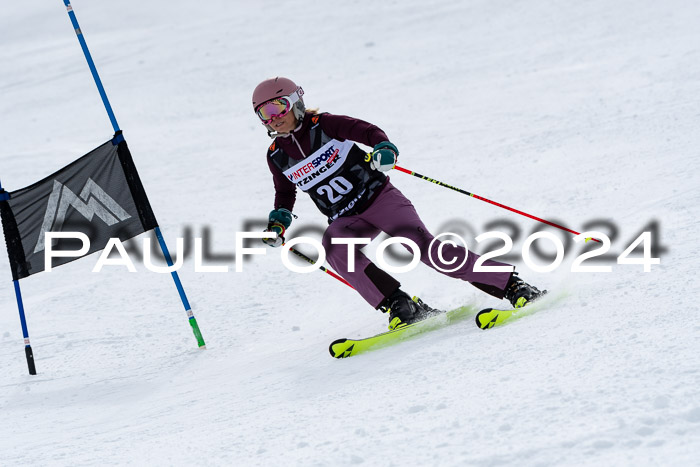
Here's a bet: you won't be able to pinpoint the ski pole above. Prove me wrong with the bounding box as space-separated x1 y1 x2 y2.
287 246 355 289
394 165 601 243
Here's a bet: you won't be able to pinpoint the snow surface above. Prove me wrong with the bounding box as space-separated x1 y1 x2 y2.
1 1 699 465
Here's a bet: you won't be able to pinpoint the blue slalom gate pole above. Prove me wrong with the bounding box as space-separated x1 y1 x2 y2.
62 0 119 133
0 180 37 375
14 281 37 375
62 0 205 348
155 228 205 347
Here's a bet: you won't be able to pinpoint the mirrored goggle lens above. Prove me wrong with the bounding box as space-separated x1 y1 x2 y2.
256 98 291 123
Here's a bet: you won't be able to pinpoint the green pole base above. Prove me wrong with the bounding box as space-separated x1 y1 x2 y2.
189 317 206 348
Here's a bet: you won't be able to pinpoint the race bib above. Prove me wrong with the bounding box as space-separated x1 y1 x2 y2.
283 139 353 191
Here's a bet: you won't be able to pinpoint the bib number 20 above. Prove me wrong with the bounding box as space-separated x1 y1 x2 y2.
317 176 353 203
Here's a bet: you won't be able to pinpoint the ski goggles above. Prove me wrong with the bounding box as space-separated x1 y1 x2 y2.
255 89 303 125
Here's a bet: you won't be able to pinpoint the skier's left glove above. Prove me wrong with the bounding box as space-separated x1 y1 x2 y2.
370 141 398 172
262 208 294 247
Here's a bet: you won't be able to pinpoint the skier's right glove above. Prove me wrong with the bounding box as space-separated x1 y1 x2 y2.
262 224 285 247
262 208 294 248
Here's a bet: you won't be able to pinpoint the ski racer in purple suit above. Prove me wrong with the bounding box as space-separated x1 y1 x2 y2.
254 77 544 329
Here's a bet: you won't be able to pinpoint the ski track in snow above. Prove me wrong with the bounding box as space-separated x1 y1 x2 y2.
1 1 699 465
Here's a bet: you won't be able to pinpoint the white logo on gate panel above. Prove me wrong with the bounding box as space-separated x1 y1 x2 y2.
33 178 132 253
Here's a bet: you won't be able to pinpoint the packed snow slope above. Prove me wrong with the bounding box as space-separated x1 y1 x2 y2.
1 1 699 465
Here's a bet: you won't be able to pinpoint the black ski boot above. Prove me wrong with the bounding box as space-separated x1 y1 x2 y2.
504 272 546 309
381 289 440 330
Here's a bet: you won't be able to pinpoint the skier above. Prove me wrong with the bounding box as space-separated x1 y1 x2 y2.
254 77 545 330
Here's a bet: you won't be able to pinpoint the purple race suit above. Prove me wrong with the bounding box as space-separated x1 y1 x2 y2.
266 112 512 308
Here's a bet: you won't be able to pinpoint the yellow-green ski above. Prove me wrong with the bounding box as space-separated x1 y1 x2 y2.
475 290 564 329
475 307 515 329
329 304 478 359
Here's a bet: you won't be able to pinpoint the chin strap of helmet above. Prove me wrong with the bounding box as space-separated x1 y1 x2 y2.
265 118 303 139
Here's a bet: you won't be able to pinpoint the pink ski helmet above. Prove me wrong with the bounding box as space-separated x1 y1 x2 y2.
252 77 306 124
